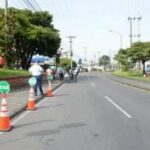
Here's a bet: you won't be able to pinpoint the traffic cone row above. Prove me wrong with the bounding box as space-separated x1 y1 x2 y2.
0 94 12 132
26 86 36 110
47 82 53 97
0 81 54 132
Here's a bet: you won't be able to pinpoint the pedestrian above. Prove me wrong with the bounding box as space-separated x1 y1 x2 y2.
73 68 79 82
52 69 56 79
68 69 74 82
58 67 64 82
46 66 53 83
29 61 44 96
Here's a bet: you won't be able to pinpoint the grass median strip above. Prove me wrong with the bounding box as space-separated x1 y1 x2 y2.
0 69 30 78
112 71 150 82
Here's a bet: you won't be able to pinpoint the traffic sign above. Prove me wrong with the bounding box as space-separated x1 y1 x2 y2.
28 77 37 86
0 81 10 94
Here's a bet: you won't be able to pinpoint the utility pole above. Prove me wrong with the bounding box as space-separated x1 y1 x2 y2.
67 36 76 70
128 17 133 47
5 0 8 28
98 51 100 66
128 16 142 46
5 0 8 54
134 16 142 41
84 47 87 63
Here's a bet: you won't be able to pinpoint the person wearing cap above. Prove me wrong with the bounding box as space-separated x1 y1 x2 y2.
29 62 44 96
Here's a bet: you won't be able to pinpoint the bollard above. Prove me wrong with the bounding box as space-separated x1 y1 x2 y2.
47 81 53 97
47 75 53 97
26 77 37 110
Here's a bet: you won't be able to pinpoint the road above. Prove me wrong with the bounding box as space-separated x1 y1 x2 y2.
0 72 150 150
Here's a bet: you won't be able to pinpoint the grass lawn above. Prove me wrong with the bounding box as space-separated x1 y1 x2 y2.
112 70 150 82
0 68 30 78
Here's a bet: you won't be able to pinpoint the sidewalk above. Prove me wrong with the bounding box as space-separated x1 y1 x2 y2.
105 72 150 91
4 79 63 119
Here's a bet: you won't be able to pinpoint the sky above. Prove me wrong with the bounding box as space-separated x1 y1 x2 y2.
0 0 149 63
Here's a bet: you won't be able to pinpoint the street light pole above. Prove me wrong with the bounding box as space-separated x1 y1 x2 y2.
109 30 123 50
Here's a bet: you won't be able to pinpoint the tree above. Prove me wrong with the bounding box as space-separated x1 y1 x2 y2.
128 42 150 74
0 8 61 69
99 55 110 66
115 49 132 71
59 57 77 69
0 8 16 67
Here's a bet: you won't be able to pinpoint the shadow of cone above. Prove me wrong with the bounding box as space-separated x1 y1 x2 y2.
0 94 13 132
26 86 37 110
47 83 53 97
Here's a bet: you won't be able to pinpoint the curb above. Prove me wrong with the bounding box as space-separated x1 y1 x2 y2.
9 80 65 119
108 77 150 92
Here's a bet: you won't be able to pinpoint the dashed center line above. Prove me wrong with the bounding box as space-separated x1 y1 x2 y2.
105 96 132 119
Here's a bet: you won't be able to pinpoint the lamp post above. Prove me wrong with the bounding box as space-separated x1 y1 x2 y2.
109 30 123 50
109 30 123 71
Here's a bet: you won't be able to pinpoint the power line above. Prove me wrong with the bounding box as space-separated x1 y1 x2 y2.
48 0 67 19
30 0 42 11
23 0 42 12
26 0 37 11
50 0 62 19
57 0 65 17
23 0 36 11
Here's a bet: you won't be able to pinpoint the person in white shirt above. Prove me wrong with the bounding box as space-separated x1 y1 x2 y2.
29 62 44 96
73 68 79 82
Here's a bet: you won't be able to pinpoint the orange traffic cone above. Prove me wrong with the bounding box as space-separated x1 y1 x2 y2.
0 94 12 131
26 86 36 110
47 82 53 97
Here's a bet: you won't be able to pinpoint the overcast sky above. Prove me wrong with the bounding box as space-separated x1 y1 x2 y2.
0 0 149 62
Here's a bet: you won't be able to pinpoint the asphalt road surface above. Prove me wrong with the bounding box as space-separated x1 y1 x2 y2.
0 72 150 150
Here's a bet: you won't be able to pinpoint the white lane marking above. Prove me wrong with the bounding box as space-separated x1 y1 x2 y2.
12 111 30 125
105 96 132 119
91 82 95 87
